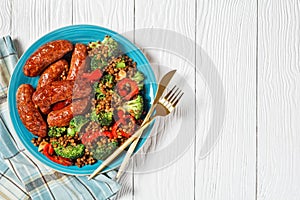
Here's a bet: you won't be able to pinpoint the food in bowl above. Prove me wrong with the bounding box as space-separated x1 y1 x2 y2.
16 36 146 167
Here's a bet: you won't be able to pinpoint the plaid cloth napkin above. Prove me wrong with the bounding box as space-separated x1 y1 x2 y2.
0 36 120 200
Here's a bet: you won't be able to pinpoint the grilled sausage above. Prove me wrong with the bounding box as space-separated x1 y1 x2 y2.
32 80 91 112
23 40 73 77
67 43 88 80
47 97 90 127
16 84 47 137
36 59 68 90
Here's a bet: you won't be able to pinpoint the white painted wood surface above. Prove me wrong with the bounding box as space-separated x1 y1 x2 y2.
258 1 300 200
0 0 299 199
196 1 257 200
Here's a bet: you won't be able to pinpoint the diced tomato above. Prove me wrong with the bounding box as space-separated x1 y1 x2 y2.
82 69 103 82
116 78 139 100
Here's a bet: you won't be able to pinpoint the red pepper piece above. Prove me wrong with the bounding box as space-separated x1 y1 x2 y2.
102 131 113 139
112 115 136 139
117 110 124 119
120 131 131 138
82 69 103 82
116 78 139 100
111 121 121 139
48 143 54 155
52 99 72 111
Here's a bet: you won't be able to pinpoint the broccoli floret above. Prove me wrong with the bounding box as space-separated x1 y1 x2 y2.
67 115 89 137
116 60 126 68
91 141 118 160
98 111 113 126
96 91 105 100
90 109 98 122
90 110 113 126
89 36 120 70
101 74 114 87
122 95 144 119
93 82 106 100
131 71 145 90
53 142 85 160
91 55 108 70
48 127 66 137
102 36 119 57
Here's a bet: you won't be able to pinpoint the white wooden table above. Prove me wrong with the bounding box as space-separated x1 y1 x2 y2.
1 0 299 199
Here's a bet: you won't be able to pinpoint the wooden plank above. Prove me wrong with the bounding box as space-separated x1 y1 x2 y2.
72 1 134 199
0 0 11 36
258 1 300 199
134 0 195 199
195 1 257 200
11 0 72 55
73 0 134 38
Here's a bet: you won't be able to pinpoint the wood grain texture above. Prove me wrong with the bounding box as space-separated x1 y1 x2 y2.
134 0 196 199
6 0 300 199
11 0 72 55
73 0 134 39
258 1 300 200
0 0 11 37
196 1 257 200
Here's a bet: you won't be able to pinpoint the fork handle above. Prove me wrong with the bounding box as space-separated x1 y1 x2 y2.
115 120 151 179
88 119 153 180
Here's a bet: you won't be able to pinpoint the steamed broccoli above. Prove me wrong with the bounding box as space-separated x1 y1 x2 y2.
90 109 99 122
131 71 145 90
101 74 114 87
89 36 120 70
116 60 126 68
91 141 118 160
96 91 105 100
122 95 144 119
98 111 113 126
90 55 108 70
93 82 105 100
90 110 113 126
67 115 89 137
48 127 67 137
102 36 119 57
53 142 85 160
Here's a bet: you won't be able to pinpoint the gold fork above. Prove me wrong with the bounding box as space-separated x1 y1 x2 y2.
88 85 183 180
115 85 183 179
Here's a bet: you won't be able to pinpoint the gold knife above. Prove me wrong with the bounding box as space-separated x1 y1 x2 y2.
115 70 177 179
88 70 176 180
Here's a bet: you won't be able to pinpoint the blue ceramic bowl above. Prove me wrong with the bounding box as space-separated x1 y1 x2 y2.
8 25 157 175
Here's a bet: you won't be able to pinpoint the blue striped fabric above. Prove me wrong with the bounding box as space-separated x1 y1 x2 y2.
0 36 120 200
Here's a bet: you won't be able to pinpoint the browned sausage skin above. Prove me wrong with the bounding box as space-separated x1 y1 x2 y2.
16 84 47 137
47 97 90 127
23 40 73 77
36 59 68 90
32 80 91 112
67 43 88 80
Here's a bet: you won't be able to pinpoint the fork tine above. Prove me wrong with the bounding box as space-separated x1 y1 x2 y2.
166 87 179 102
169 88 182 103
172 92 184 107
164 85 176 100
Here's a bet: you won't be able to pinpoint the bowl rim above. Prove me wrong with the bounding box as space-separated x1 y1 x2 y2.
7 24 157 175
